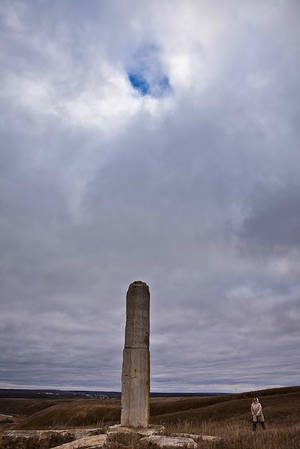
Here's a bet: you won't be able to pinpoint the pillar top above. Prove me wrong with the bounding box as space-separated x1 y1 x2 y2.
128 280 149 289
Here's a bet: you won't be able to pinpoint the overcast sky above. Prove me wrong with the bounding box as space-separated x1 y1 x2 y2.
0 0 300 393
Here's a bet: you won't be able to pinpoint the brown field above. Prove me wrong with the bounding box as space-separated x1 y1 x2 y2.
0 386 300 448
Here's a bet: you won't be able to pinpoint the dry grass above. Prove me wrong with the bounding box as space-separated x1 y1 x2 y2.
154 389 300 449
0 399 60 417
112 421 300 449
165 421 300 449
15 399 120 429
1 386 299 448
152 387 300 449
1 386 298 431
151 389 300 426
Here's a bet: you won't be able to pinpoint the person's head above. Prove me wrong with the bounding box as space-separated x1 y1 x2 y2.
252 397 259 403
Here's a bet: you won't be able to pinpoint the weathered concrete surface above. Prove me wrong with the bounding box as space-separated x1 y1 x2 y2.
1 428 104 439
171 433 202 442
106 425 165 447
0 429 105 449
52 434 107 449
121 281 150 428
172 433 223 443
0 430 75 449
139 435 198 448
172 432 222 442
202 435 222 441
108 424 165 435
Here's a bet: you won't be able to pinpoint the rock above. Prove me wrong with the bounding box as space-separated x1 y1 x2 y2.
171 433 202 442
0 430 75 449
106 425 165 447
0 428 106 449
51 434 107 449
202 435 222 441
172 432 222 442
106 426 221 448
139 435 198 449
108 424 165 436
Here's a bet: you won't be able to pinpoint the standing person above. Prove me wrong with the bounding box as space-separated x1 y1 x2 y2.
251 397 266 431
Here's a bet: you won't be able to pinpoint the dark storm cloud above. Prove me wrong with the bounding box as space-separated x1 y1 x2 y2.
0 0 300 392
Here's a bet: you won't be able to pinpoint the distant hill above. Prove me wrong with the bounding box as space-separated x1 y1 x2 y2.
0 385 298 430
0 389 118 400
0 389 227 400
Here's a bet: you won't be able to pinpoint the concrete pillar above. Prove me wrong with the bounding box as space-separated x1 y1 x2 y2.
121 281 150 428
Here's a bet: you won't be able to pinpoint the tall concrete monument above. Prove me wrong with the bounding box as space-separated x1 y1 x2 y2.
107 282 215 447
107 282 202 447
121 281 150 428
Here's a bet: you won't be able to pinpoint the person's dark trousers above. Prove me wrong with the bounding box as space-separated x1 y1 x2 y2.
253 421 266 431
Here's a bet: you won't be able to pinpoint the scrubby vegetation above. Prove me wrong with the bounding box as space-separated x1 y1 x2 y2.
164 421 300 449
0 399 60 417
0 386 299 448
152 388 300 427
13 399 119 429
154 387 300 449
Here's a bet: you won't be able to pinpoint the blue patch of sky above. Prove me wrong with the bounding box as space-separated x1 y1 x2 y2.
128 73 150 96
127 45 171 97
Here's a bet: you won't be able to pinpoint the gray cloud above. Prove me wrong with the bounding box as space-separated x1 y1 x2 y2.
239 183 300 253
0 0 300 393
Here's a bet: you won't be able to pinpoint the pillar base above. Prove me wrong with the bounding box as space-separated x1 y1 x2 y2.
106 424 165 447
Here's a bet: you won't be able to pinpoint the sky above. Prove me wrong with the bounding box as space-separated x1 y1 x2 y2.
0 0 300 394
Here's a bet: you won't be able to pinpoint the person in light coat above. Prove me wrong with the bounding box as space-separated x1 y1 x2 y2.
251 397 265 431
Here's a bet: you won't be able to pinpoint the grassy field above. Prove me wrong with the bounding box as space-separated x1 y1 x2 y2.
0 386 299 448
165 421 300 449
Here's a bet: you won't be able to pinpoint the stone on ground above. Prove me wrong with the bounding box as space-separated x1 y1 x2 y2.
172 432 222 442
0 428 106 449
202 435 222 441
106 424 165 446
52 434 107 449
139 435 198 448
